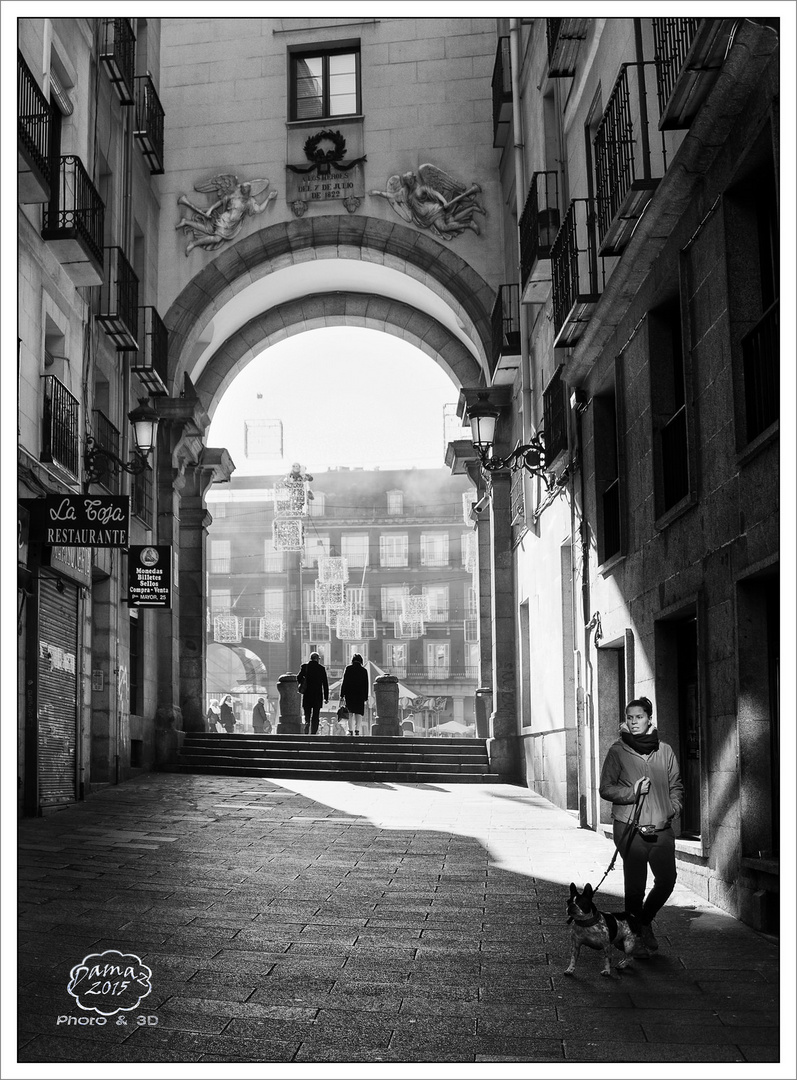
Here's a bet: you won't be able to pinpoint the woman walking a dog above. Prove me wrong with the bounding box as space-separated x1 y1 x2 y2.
599 696 683 956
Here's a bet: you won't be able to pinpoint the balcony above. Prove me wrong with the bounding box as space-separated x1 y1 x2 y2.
18 51 51 204
519 171 560 303
40 375 79 477
464 618 479 643
743 300 779 441
41 156 104 286
132 468 153 527
543 366 568 462
406 666 479 682
96 247 139 351
490 284 521 383
100 18 136 105
90 410 122 493
134 75 165 175
551 199 603 348
130 306 169 394
491 36 512 148
653 18 736 130
546 18 589 78
594 63 667 256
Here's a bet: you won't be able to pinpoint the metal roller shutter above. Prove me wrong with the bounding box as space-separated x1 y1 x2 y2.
37 574 78 806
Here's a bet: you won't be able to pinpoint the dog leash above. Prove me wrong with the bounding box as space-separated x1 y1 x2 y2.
592 784 646 898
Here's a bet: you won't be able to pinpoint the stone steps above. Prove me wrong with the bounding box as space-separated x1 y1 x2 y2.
170 732 502 784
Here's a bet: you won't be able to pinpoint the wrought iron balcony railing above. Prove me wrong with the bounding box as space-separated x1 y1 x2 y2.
653 18 736 130
130 306 168 394
90 409 122 492
41 155 105 285
594 62 668 255
660 404 689 511
551 198 603 348
519 171 560 300
100 18 136 105
743 299 779 441
547 18 589 77
97 246 139 350
491 35 512 148
134 74 165 174
405 666 480 682
490 283 521 376
543 366 568 462
18 51 51 203
132 468 154 527
41 375 80 476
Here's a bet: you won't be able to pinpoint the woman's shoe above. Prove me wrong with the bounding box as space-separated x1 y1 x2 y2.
639 923 659 951
354 730 360 735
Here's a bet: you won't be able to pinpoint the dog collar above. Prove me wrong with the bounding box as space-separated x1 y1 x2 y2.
567 910 602 927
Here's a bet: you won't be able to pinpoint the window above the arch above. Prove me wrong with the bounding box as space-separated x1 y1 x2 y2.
289 46 361 122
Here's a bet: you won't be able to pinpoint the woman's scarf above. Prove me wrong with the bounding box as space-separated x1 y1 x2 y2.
621 728 660 755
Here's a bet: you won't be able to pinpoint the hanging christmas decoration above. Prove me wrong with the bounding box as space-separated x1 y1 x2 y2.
317 555 349 584
403 594 431 619
336 612 363 640
394 616 424 639
273 517 304 552
315 580 345 608
214 615 241 643
259 615 285 642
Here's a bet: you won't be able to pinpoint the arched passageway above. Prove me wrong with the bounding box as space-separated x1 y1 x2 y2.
158 215 493 738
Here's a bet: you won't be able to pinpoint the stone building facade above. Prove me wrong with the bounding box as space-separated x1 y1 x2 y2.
17 16 781 931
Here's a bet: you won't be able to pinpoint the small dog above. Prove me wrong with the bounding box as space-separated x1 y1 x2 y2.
564 882 640 977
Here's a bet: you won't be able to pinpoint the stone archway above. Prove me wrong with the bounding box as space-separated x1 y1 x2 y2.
158 214 493 737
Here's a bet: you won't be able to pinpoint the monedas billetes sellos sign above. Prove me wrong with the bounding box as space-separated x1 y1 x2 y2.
23 495 130 548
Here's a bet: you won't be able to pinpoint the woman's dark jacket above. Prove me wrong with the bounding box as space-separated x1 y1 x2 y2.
219 702 236 731
341 663 369 714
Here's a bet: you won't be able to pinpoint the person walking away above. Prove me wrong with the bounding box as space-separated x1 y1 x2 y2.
207 699 221 732
219 694 236 733
297 652 329 735
340 653 369 735
252 696 271 734
599 696 684 956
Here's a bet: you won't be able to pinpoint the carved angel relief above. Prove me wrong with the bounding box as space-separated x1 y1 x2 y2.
175 174 277 255
370 164 485 240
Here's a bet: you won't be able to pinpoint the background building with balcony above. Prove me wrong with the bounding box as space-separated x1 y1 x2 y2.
205 468 479 735
476 16 781 931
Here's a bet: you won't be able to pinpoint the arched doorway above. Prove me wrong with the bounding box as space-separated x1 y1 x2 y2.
160 216 493 733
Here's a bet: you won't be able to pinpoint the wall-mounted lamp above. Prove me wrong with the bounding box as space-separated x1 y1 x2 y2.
467 398 549 484
84 399 160 486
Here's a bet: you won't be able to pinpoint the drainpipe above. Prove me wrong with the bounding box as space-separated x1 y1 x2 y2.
509 20 533 446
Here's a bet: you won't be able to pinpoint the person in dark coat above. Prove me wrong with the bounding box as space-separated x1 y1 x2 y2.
297 652 329 735
219 694 236 733
252 696 271 734
340 653 369 736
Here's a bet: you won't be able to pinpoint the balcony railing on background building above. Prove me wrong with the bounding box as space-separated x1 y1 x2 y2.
132 468 153 527
18 51 51 202
551 198 603 348
660 405 689 510
593 62 667 255
41 375 79 476
406 666 479 682
97 246 139 350
601 478 621 562
100 18 136 105
543 366 568 462
130 306 169 394
41 155 105 281
519 171 560 300
491 35 512 147
134 74 165 174
91 409 122 493
547 18 589 77
652 18 699 123
653 18 736 130
490 283 521 377
743 300 779 441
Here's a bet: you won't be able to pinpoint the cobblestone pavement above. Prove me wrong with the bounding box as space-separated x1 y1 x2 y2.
14 773 783 1070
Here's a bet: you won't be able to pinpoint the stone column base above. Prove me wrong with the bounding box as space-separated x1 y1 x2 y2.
277 718 303 735
487 736 522 783
371 720 401 737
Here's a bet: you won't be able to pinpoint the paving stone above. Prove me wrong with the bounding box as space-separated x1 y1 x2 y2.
564 1040 746 1062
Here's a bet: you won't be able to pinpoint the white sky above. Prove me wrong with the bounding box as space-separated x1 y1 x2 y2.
207 326 469 474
